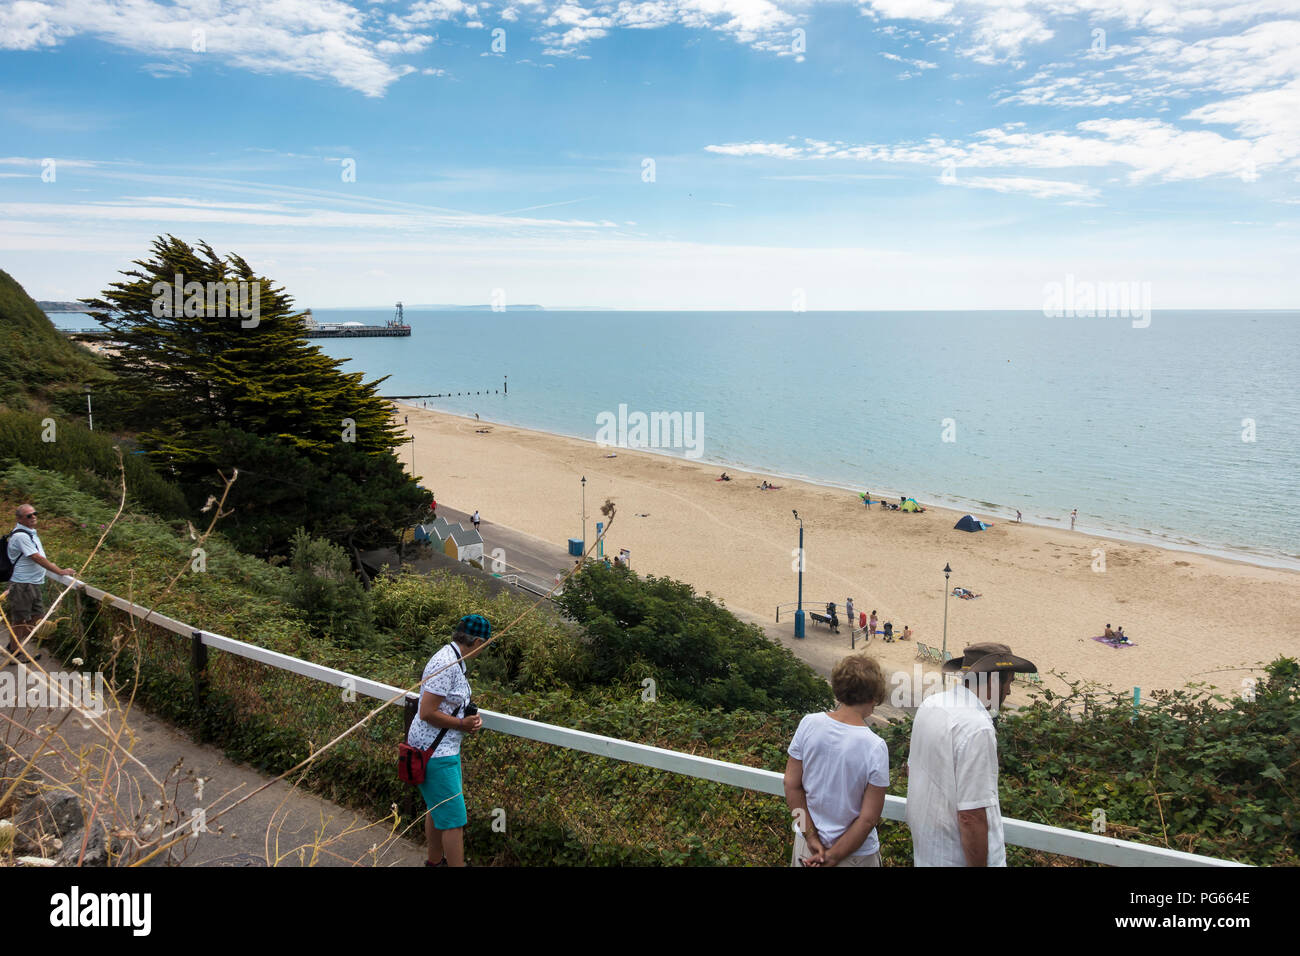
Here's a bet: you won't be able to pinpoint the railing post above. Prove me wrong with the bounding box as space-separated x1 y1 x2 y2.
191 631 209 743
403 693 419 737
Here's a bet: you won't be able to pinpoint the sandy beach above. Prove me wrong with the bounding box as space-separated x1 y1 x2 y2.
395 405 1299 698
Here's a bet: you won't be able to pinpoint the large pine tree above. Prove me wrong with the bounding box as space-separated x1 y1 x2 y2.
82 236 426 553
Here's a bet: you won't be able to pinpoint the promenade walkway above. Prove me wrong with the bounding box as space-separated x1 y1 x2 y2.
2 654 426 867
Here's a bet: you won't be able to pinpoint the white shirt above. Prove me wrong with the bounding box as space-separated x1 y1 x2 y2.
406 644 472 758
7 526 45 585
905 683 1006 867
788 712 890 857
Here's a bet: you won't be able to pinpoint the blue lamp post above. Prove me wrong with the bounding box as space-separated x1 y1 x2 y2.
793 510 805 639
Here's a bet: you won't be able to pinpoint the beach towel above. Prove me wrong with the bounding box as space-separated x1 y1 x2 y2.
1091 635 1137 649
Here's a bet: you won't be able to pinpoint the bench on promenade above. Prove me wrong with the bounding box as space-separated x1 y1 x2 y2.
809 611 839 632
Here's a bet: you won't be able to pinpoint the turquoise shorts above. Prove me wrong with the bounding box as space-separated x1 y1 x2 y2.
418 754 467 830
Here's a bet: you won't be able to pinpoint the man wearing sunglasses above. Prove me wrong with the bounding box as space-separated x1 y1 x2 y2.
5 504 75 658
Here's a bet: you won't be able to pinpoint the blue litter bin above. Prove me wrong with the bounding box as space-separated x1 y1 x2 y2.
568 538 584 556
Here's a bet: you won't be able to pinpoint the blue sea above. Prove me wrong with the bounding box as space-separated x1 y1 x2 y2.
54 309 1300 569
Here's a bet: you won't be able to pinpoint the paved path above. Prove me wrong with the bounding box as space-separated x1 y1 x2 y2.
2 655 427 867
434 504 577 590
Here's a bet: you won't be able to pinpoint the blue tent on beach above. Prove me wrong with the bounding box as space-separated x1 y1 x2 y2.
955 514 990 532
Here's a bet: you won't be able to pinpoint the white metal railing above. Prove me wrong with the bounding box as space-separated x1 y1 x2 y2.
50 573 1245 867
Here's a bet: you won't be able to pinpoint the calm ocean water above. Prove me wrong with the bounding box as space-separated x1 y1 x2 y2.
55 310 1300 568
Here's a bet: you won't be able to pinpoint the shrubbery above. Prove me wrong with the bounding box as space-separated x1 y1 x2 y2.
0 268 112 416
0 411 187 517
556 562 834 713
284 529 375 648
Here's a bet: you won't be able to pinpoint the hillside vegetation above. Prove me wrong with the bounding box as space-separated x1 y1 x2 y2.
9 461 1294 866
0 268 112 414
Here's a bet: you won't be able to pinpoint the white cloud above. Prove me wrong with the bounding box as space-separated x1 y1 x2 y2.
942 174 1100 200
704 142 807 158
705 115 1277 186
1 0 417 97
376 34 436 54
880 51 938 70
393 0 481 27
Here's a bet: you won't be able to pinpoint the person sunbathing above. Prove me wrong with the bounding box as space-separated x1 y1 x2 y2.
901 625 912 641
1115 626 1128 644
1103 624 1115 639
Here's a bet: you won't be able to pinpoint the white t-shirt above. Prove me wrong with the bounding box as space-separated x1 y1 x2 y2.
787 712 890 857
905 683 1005 866
406 644 472 758
7 526 45 585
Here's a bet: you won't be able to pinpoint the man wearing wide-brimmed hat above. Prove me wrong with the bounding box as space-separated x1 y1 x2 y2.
905 642 1037 867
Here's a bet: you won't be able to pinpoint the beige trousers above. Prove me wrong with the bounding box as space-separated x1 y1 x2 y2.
790 829 882 867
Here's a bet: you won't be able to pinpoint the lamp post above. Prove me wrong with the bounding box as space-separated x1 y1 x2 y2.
581 476 587 556
793 510 805 639
942 562 952 664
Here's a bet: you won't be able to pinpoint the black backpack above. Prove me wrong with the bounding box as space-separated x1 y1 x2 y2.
0 528 33 583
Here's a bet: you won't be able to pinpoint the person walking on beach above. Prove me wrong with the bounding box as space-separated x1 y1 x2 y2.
868 610 878 639
1016 510 1022 523
906 642 1037 867
4 504 76 660
845 598 855 633
784 654 890 867
408 614 490 867
472 510 481 531
1070 509 1077 530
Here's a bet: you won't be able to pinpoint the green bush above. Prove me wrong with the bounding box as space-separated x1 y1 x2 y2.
556 563 834 713
284 529 375 649
0 268 113 415
370 570 590 691
0 410 187 517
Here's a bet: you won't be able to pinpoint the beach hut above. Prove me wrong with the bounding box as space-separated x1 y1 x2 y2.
445 526 485 564
417 515 454 549
954 514 989 532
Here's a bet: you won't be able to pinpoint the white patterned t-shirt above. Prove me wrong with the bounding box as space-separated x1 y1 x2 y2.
406 644 472 758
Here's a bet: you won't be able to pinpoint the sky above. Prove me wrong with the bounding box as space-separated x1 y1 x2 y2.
2 0 1298 310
